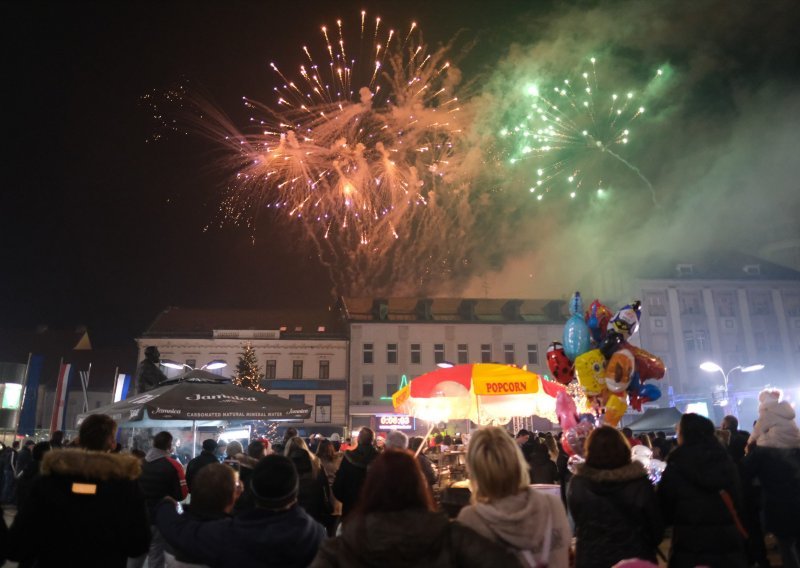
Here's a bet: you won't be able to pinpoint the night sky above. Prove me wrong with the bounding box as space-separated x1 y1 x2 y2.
3 1 799 346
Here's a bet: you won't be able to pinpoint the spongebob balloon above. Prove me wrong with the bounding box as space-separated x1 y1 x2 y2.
575 349 607 397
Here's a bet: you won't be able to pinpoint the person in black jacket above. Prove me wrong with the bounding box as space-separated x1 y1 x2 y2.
285 436 331 527
156 454 325 568
136 431 188 568
333 427 379 519
185 439 219 493
7 414 150 567
742 443 800 567
568 426 664 568
658 413 748 568
15 441 50 514
528 439 559 484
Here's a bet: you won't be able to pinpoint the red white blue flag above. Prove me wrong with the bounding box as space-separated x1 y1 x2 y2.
50 362 71 433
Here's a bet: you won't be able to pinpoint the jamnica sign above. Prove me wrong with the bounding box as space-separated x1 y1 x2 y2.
184 393 257 401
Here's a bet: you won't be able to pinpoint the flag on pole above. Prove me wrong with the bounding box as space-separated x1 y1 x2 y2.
50 362 71 434
113 373 132 402
18 354 44 436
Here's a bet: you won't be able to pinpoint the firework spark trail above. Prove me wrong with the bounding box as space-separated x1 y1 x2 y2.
195 12 470 295
496 57 663 204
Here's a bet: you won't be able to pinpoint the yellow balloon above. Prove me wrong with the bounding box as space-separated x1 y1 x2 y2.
575 349 607 396
605 394 628 427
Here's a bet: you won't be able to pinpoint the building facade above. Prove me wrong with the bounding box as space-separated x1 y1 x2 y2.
631 257 800 424
137 307 348 435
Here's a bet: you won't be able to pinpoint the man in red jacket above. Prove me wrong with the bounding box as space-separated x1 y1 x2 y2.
135 431 188 568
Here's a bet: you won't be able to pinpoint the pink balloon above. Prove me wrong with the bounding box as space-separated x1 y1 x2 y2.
556 391 578 432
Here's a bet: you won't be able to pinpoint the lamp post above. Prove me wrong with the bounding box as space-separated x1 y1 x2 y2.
699 361 765 410
161 359 228 375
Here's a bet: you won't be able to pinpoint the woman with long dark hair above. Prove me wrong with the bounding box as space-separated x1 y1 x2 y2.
568 426 664 568
659 413 748 567
310 450 519 567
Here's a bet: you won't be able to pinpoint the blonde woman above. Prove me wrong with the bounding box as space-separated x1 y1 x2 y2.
284 436 332 526
457 426 572 568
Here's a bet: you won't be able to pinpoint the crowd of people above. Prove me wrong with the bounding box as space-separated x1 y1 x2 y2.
0 386 799 568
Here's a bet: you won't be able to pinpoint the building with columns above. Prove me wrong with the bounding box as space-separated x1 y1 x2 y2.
632 255 800 422
136 307 348 435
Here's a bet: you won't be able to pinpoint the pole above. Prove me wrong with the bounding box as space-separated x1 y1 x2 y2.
414 421 436 458
111 366 119 403
81 362 92 413
192 420 198 459
13 352 33 441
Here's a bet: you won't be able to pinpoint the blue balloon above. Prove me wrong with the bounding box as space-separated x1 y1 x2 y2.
568 291 584 316
639 383 662 402
563 313 592 362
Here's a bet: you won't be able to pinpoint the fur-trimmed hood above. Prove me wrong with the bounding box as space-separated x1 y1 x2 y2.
574 461 647 484
42 449 141 481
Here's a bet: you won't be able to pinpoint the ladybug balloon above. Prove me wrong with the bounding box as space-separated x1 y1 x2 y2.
546 342 575 385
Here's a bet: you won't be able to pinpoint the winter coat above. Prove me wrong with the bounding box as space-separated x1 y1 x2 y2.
7 449 150 567
310 508 523 568
726 430 750 464
418 453 437 487
741 445 800 536
528 444 559 485
320 454 344 515
568 461 663 568
184 450 219 492
658 438 747 568
289 449 331 524
332 444 378 517
139 448 189 520
458 486 572 568
748 399 800 449
156 500 326 568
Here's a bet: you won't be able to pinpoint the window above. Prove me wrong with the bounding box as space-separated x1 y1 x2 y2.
680 292 702 315
387 375 398 396
410 344 421 365
434 344 445 365
527 344 539 365
315 395 331 423
318 360 330 380
683 332 695 352
481 344 492 363
292 360 303 380
695 330 709 351
457 344 469 364
363 343 374 364
503 344 515 364
387 343 398 364
265 360 277 380
750 292 773 316
362 375 374 398
288 394 306 404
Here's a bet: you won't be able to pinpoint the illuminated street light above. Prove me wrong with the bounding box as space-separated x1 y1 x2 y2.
161 359 228 371
699 361 764 407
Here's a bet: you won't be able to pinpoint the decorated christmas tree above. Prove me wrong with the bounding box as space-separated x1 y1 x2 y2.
232 342 266 392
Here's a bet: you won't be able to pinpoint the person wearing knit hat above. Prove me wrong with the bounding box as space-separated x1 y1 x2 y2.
156 454 324 567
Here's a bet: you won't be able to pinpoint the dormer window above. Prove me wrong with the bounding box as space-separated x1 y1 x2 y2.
743 264 761 276
676 263 694 276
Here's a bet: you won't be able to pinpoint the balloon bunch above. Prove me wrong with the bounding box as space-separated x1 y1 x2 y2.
548 292 666 430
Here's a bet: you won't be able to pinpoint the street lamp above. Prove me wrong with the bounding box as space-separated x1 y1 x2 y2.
436 361 455 369
161 359 228 371
699 361 765 407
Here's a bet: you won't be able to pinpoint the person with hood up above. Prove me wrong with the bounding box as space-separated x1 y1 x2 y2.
567 426 663 568
748 387 800 449
333 426 379 519
7 414 150 566
658 413 748 568
311 449 521 568
156 454 325 568
458 426 571 568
